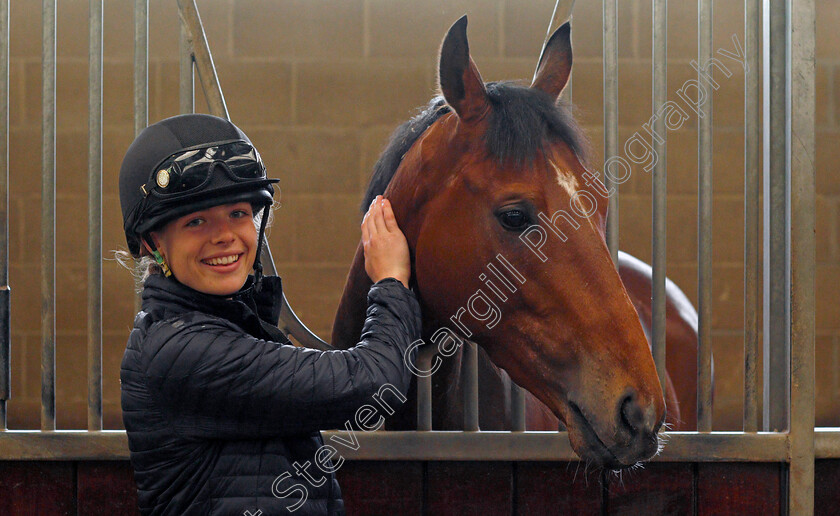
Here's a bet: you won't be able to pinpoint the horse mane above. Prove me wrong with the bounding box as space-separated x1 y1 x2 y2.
362 81 590 211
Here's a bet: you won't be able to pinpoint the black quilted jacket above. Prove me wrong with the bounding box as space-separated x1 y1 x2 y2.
120 274 421 515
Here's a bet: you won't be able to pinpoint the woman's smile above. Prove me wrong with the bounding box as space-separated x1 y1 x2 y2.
202 254 243 267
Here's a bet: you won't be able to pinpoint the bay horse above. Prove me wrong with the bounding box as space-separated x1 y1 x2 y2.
331 17 698 468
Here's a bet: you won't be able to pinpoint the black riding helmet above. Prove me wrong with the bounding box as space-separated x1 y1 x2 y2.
119 114 279 282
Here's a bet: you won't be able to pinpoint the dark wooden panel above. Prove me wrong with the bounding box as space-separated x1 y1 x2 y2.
77 461 140 516
516 462 602 515
426 461 512 516
0 461 76 515
697 462 782 516
337 461 422 516
606 462 694 515
815 460 840 516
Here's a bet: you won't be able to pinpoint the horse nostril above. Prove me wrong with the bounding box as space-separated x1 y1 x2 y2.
620 393 643 435
620 392 661 436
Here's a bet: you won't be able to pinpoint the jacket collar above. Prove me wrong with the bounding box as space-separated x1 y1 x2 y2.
141 273 284 332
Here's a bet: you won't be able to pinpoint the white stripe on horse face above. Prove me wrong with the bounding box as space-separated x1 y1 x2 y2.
549 159 579 197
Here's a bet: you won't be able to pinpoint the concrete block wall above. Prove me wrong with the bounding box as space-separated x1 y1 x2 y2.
4 0 838 431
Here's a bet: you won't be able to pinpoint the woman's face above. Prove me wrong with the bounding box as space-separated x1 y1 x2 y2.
150 202 258 296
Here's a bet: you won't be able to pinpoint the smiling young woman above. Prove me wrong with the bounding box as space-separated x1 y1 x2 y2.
117 113 419 515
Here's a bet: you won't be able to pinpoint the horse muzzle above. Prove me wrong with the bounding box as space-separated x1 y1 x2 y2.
564 389 664 469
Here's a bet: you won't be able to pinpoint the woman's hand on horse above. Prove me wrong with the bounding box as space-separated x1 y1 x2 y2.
361 196 411 289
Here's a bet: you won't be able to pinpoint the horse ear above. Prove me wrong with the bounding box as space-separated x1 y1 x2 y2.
530 22 573 100
438 15 489 123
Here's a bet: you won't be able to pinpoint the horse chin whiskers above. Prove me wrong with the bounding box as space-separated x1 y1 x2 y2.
654 432 668 457
572 461 591 487
581 458 601 483
606 462 647 488
655 421 672 454
607 467 625 488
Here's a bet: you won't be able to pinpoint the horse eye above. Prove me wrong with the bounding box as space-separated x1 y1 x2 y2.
497 209 530 231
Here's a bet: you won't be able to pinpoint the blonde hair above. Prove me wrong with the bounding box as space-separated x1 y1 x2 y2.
114 251 162 293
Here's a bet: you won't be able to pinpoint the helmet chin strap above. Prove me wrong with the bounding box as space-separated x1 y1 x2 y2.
252 204 271 291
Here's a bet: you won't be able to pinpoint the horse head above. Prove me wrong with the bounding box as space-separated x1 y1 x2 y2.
334 16 666 468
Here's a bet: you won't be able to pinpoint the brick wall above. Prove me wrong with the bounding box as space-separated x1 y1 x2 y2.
4 0 838 431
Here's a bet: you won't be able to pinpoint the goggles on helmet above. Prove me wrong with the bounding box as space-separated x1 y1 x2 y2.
140 140 266 198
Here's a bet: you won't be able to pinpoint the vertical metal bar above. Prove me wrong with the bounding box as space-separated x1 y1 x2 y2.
179 18 194 114
416 347 433 431
787 0 816 511
651 0 668 396
743 0 761 433
464 342 478 431
133 0 147 137
176 0 228 119
87 0 103 431
133 0 147 314
41 0 56 432
697 0 714 433
0 0 9 431
510 383 525 431
603 0 619 262
763 0 790 433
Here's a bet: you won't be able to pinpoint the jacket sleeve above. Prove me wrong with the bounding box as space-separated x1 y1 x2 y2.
141 278 421 439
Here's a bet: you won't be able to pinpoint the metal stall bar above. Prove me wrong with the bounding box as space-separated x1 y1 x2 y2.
697 0 713 433
0 429 795 462
180 18 194 114
464 342 479 431
651 0 668 395
763 0 789 434
134 0 147 136
320 431 791 462
510 383 525 431
603 0 618 262
416 347 434 431
787 0 816 511
815 429 840 459
0 0 9 432
41 0 57 432
176 0 227 119
87 0 103 431
133 0 147 314
743 0 761 433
